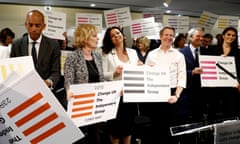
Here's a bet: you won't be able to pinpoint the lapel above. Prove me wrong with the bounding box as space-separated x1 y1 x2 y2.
21 36 29 55
37 36 48 64
186 46 195 63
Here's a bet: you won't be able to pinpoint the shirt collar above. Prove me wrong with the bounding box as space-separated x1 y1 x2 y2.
190 44 199 53
28 34 42 44
159 45 175 52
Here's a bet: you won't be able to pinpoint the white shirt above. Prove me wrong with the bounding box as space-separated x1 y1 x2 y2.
28 35 42 57
0 45 10 59
145 46 186 88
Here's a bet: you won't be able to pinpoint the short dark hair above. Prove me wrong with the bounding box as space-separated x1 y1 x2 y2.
203 33 213 40
0 27 15 44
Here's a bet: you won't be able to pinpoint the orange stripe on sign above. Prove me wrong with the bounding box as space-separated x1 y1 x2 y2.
8 93 43 118
15 103 51 127
23 113 58 136
72 106 93 112
73 99 94 106
30 122 65 144
74 93 95 99
71 112 92 118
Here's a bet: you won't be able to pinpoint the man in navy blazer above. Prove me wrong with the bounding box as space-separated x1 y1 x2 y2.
10 9 60 90
180 28 205 123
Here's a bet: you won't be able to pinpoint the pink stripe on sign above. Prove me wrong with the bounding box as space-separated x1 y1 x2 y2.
200 61 216 64
202 71 217 74
202 76 218 80
201 66 216 69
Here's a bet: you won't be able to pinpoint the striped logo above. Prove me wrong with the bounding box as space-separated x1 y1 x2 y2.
7 92 66 144
70 93 95 119
200 60 217 80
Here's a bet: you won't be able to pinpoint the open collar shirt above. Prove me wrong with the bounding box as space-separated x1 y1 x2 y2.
145 46 186 88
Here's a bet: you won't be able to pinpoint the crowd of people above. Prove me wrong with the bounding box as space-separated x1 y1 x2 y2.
2 9 240 144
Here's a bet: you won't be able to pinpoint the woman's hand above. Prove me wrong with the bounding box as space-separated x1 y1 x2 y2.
66 90 74 101
113 65 123 77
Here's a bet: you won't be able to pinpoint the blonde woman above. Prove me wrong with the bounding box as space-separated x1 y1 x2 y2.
64 24 105 144
134 36 150 64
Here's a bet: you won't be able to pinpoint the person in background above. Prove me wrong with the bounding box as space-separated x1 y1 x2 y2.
58 32 75 51
173 33 186 49
101 26 139 144
64 24 107 144
0 27 15 46
134 36 150 64
145 26 186 144
10 9 60 90
0 27 15 59
216 33 223 47
202 33 213 48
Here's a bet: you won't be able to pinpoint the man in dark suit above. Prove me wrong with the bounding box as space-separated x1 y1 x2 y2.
180 28 205 121
178 28 212 143
10 9 60 90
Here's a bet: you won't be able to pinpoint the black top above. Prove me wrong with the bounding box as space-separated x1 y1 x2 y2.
86 59 99 83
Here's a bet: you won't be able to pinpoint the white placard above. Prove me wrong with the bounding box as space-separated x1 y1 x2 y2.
166 16 189 33
104 7 131 27
122 65 170 102
198 11 218 33
67 81 122 127
0 56 34 83
130 17 155 38
199 55 238 87
76 13 102 31
44 11 66 40
0 70 83 144
217 15 239 34
60 50 73 75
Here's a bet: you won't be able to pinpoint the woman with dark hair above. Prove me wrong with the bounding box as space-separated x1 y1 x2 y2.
0 27 15 59
101 26 140 144
208 26 240 120
0 27 15 46
173 33 186 49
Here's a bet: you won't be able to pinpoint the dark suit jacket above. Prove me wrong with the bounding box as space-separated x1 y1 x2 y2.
180 46 201 88
10 34 61 89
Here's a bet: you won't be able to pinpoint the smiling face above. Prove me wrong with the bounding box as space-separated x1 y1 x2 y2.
160 28 175 49
110 28 124 46
222 30 236 45
190 30 203 48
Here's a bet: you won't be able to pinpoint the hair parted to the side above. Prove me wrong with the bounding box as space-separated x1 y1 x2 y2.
74 24 98 48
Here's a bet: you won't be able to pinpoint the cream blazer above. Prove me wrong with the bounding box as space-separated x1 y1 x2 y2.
102 48 139 81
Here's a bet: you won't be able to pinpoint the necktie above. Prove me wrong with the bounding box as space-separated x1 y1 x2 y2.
31 41 37 68
195 48 199 67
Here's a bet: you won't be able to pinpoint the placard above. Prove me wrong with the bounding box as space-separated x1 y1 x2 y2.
67 81 122 127
0 70 83 144
0 56 34 83
122 65 170 102
199 55 238 87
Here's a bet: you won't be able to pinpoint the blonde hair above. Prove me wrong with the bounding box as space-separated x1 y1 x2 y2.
74 24 98 48
136 36 150 51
